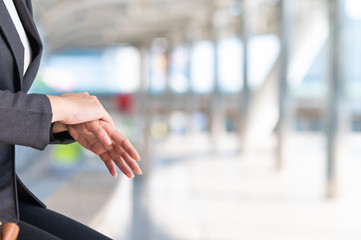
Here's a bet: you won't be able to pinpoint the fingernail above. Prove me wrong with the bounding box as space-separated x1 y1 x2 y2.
103 137 112 145
138 169 143 175
129 173 135 178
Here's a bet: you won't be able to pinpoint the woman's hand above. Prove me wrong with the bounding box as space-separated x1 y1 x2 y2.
67 120 142 178
47 93 113 126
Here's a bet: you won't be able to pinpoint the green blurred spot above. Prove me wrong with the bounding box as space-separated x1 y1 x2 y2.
51 142 83 166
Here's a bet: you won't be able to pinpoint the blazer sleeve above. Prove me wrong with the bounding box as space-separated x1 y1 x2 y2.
0 89 52 150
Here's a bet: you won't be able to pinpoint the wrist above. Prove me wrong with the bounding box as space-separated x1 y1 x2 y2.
47 95 66 123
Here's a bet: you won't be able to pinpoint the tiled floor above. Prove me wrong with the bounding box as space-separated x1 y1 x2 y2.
90 132 361 240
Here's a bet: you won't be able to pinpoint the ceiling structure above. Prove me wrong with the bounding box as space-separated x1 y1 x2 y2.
31 0 281 53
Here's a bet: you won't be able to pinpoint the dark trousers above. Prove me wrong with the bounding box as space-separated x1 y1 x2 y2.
18 202 112 240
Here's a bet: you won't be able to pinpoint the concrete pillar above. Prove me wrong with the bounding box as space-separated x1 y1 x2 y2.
240 0 250 147
276 0 292 171
165 39 174 114
185 40 197 135
137 45 152 178
132 45 152 240
132 175 149 240
326 0 344 198
210 23 223 151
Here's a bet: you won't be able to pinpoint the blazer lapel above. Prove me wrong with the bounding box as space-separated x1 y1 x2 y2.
0 0 24 91
13 0 43 92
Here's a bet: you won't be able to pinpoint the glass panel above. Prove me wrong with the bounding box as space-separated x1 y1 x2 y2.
248 34 280 89
148 38 169 94
190 41 215 93
169 45 190 94
149 51 168 94
345 0 361 99
31 47 141 94
31 49 113 94
218 37 243 94
113 46 141 93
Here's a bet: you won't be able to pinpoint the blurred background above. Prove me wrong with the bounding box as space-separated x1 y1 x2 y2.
15 0 361 239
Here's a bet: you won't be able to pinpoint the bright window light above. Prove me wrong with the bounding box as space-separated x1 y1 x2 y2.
149 51 168 94
248 34 280 89
169 46 190 94
346 0 361 20
218 37 243 93
114 47 141 93
191 41 215 94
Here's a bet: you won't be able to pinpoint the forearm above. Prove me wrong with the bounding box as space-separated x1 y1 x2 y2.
46 92 113 126
47 95 66 123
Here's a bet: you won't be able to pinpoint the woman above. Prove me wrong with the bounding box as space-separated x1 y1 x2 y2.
0 0 142 239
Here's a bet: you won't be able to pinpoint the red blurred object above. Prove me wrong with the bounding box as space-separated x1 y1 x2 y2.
115 94 134 113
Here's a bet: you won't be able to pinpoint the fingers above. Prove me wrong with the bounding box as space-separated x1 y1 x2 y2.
105 146 140 178
85 121 112 146
113 144 142 175
100 152 117 177
68 120 142 178
115 136 141 161
112 156 135 178
68 124 91 146
100 120 141 161
68 124 106 155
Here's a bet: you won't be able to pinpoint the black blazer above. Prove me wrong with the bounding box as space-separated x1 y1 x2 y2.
0 0 72 223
